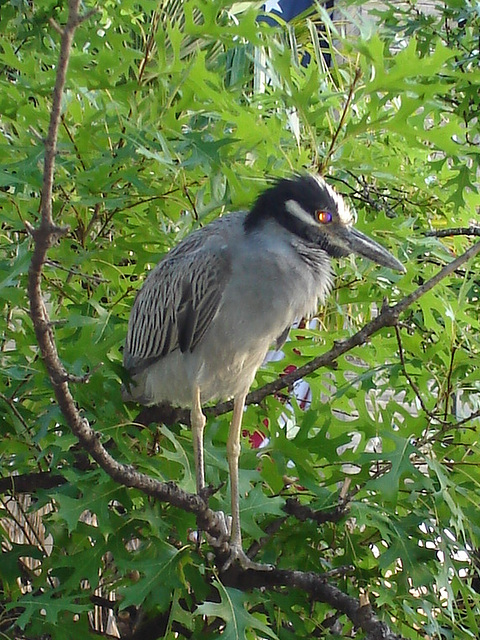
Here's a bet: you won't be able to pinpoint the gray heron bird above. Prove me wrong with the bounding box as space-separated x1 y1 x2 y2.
123 174 404 570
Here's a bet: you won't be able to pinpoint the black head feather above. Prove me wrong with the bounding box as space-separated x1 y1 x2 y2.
244 174 350 257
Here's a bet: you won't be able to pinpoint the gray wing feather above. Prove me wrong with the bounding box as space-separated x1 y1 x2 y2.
275 325 291 350
124 235 231 374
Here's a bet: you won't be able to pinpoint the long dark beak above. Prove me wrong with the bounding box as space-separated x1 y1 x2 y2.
342 227 405 272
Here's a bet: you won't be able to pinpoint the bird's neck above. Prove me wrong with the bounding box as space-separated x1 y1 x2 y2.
244 216 333 278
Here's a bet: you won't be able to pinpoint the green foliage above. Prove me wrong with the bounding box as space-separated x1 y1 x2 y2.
1 0 480 638
195 581 279 640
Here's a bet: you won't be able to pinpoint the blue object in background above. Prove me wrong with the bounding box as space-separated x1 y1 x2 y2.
259 0 334 67
259 0 315 26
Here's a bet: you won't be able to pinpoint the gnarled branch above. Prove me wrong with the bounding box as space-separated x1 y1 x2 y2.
25 3 480 640
136 238 480 426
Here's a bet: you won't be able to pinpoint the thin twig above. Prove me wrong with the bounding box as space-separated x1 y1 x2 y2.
443 345 457 421
455 408 480 429
421 408 480 447
319 67 362 173
45 258 108 283
394 324 447 425
137 8 160 84
0 496 56 588
425 227 480 238
0 392 37 440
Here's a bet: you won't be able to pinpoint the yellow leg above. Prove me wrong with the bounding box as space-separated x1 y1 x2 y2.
227 394 246 551
191 386 206 494
223 393 272 571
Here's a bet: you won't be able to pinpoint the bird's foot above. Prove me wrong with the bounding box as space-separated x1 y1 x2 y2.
204 511 274 571
221 543 274 572
204 510 231 548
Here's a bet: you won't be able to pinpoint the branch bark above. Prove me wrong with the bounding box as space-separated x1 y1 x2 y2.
222 566 403 640
137 237 480 426
25 4 480 640
0 472 66 494
424 226 480 238
284 496 349 524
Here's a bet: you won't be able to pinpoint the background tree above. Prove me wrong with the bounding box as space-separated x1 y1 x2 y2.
1 1 480 638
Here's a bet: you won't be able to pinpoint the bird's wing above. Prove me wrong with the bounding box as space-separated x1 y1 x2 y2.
124 236 231 374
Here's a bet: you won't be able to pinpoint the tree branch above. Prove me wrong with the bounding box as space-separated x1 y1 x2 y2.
0 472 66 494
394 324 447 424
283 496 349 524
24 4 479 640
424 226 480 238
318 67 362 174
24 0 225 580
247 239 480 402
222 565 403 640
137 238 480 426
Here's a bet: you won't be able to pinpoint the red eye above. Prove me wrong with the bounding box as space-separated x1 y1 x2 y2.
316 210 332 224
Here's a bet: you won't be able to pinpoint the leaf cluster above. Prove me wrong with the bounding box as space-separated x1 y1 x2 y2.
1 1 480 638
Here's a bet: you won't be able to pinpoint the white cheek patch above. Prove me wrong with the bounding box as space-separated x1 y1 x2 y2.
285 199 318 227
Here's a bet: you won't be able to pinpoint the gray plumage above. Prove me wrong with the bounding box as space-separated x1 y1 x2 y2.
124 211 332 407
123 174 404 569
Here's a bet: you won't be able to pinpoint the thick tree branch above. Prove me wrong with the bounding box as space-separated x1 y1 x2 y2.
222 565 403 640
22 0 252 553
24 5 478 640
24 0 232 574
137 237 480 426
0 472 66 494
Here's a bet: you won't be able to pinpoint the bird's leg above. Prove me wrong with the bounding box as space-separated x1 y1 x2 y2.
226 394 244 552
223 393 272 572
191 386 209 550
191 388 229 546
191 386 206 494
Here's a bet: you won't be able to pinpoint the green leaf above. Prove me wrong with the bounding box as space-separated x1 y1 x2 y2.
239 484 284 539
362 433 423 503
116 539 184 610
195 580 279 640
53 472 122 533
7 592 90 630
3 0 480 636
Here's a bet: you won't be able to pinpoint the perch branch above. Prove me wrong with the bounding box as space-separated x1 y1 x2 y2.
222 565 403 640
25 4 479 640
137 237 480 427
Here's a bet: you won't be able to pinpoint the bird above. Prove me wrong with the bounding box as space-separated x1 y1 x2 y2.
123 173 405 570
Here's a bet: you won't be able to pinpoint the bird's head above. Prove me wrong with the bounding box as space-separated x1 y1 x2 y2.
245 174 405 272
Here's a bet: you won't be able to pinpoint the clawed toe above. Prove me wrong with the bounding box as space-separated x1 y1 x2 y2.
221 543 274 572
200 509 274 571
204 510 231 548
